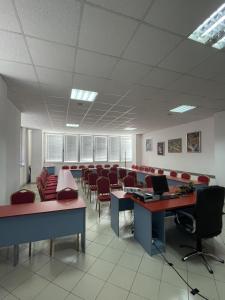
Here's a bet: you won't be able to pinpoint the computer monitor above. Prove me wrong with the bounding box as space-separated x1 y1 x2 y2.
151 175 169 196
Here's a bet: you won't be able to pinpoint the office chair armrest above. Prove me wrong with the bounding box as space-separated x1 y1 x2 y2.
176 210 196 233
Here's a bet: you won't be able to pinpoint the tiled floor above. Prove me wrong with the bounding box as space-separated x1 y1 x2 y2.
0 182 225 300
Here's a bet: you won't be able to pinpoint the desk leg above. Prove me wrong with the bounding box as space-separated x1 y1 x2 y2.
13 245 19 266
111 194 119 236
81 232 85 253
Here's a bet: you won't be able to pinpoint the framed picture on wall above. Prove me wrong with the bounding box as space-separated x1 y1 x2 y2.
187 131 201 153
146 139 152 151
168 138 182 153
157 142 165 155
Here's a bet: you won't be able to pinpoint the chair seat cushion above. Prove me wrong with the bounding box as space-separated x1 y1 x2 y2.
98 194 111 202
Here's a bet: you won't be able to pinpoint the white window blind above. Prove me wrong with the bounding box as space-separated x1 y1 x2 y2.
108 136 120 162
64 135 79 162
94 136 107 161
80 135 93 162
121 136 132 162
45 134 63 162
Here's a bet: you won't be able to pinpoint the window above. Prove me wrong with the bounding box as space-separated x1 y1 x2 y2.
94 136 107 161
108 136 120 162
64 135 79 162
80 135 93 162
121 136 132 162
45 134 63 162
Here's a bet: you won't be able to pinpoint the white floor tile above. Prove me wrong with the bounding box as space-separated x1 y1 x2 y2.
22 253 50 272
161 265 187 289
131 273 160 300
34 282 69 300
96 282 128 300
73 253 96 272
94 234 113 246
88 258 115 280
118 252 142 271
86 242 105 257
0 286 9 299
138 258 163 280
158 282 188 300
108 238 128 251
127 293 148 300
101 247 123 264
66 293 83 300
108 265 136 290
36 258 67 281
53 266 84 291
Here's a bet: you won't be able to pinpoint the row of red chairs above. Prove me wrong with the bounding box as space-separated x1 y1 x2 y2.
62 164 119 170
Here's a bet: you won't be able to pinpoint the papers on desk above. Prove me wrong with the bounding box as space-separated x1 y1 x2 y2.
123 187 141 193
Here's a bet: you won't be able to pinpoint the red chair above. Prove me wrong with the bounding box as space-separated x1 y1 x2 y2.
139 166 144 171
110 167 117 173
57 188 78 200
119 168 127 181
81 168 88 188
70 165 77 169
150 168 155 173
84 170 92 193
181 173 191 180
96 177 111 218
144 167 150 172
158 169 164 175
145 175 152 188
113 164 119 168
170 171 177 177
108 172 122 190
123 175 135 187
127 171 143 188
131 164 136 169
198 175 210 185
96 167 103 176
62 166 69 170
11 189 35 257
96 164 103 168
88 164 95 168
37 177 57 201
79 165 86 169
101 169 109 177
88 173 98 202
104 164 110 168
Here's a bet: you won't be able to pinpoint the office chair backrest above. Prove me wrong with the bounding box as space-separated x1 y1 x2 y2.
123 175 135 187
195 186 225 239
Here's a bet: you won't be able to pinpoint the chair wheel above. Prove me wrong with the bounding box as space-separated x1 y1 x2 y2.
182 258 185 261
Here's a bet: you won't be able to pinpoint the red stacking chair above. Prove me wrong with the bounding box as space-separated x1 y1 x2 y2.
87 173 98 202
139 166 145 171
81 168 87 188
170 171 177 177
104 164 110 168
57 188 78 200
62 166 69 170
119 168 127 181
113 164 119 168
128 171 143 188
158 169 164 175
96 177 111 218
144 167 150 172
96 167 103 176
145 175 152 188
11 189 35 257
198 175 210 185
123 175 135 187
88 164 95 168
70 165 77 169
181 173 191 180
108 172 122 190
150 168 155 173
110 167 117 173
84 169 92 193
96 164 103 168
79 165 86 169
37 177 57 201
101 169 109 177
131 164 136 169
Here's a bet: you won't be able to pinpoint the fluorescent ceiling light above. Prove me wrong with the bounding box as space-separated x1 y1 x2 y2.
170 105 196 113
188 3 225 49
71 89 98 102
124 127 136 130
66 123 79 128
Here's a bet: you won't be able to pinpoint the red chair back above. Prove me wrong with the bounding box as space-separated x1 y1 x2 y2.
119 168 127 180
57 188 77 200
139 166 144 171
158 169 164 175
70 165 77 169
88 173 98 185
144 167 150 172
102 169 109 177
96 167 103 176
150 168 155 173
104 164 110 168
62 166 69 170
145 175 152 188
11 189 35 205
84 170 92 181
96 164 103 168
123 175 135 187
131 164 136 169
108 172 119 185
79 165 86 169
128 171 137 180
88 165 94 168
113 164 119 168
181 173 191 180
198 175 210 185
110 167 117 173
97 177 110 194
170 171 177 177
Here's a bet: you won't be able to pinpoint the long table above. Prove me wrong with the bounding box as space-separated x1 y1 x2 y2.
111 189 196 256
0 198 86 265
57 169 78 192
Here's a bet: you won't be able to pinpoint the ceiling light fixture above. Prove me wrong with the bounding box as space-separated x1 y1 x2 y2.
66 123 79 128
170 105 196 113
124 127 137 130
188 3 225 49
70 89 98 102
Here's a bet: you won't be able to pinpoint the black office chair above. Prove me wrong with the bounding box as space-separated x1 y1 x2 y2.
175 185 225 274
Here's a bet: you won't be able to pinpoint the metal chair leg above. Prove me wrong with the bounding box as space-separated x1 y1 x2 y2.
99 202 100 218
201 255 213 274
28 242 32 258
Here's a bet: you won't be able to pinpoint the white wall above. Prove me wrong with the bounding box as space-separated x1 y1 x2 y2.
215 111 225 187
0 76 21 204
31 129 43 182
142 117 215 176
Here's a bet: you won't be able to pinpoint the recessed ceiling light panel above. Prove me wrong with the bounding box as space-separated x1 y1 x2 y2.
189 3 225 49
124 127 137 130
66 123 79 127
170 105 196 113
71 89 98 102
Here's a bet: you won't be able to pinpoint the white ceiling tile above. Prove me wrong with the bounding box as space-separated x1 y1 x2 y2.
95 94 121 104
123 24 182 66
141 68 181 88
159 39 215 73
0 61 36 82
73 73 108 93
15 0 81 45
88 0 152 19
27 37 75 72
37 67 73 87
79 4 138 56
41 83 71 98
0 31 30 63
145 0 224 36
0 0 21 32
76 49 117 78
110 60 150 83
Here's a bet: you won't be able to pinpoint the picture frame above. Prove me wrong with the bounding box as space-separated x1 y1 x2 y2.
157 142 165 155
187 131 201 153
146 139 152 152
168 138 182 153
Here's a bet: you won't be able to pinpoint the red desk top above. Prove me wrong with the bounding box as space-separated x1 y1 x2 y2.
0 197 86 218
111 189 196 213
57 169 78 192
